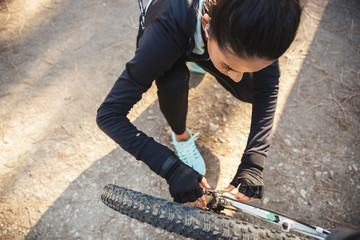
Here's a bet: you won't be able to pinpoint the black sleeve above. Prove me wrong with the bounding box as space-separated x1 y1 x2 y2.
96 20 187 174
241 60 280 170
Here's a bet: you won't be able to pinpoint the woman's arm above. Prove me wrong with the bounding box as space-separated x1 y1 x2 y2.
97 20 187 174
228 60 280 200
242 60 280 170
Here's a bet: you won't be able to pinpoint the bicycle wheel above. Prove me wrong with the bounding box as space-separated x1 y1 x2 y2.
101 184 303 240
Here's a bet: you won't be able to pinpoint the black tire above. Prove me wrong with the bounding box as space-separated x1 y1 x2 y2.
101 184 303 240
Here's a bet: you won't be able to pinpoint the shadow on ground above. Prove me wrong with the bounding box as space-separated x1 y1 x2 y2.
25 71 221 239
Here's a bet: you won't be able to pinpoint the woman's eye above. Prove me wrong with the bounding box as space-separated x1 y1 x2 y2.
222 64 230 71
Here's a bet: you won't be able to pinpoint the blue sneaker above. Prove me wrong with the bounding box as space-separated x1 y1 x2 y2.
171 128 206 175
186 62 206 74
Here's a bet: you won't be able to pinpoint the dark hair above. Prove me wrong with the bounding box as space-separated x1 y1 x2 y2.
204 0 302 60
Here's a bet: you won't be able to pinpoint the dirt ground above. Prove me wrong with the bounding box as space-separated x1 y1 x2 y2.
0 0 359 239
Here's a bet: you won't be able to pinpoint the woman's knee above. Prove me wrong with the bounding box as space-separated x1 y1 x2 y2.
216 73 253 103
156 61 190 102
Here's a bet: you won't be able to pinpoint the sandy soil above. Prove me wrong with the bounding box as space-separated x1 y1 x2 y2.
0 0 359 239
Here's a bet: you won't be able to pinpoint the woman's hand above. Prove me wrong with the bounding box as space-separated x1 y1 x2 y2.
182 177 211 209
224 163 264 201
165 157 211 209
223 184 258 202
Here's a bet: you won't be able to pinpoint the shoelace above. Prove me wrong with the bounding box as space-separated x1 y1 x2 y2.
172 133 201 164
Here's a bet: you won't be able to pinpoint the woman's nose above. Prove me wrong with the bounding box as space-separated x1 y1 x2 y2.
228 71 244 82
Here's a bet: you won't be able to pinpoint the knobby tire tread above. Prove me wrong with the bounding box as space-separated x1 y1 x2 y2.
101 184 303 240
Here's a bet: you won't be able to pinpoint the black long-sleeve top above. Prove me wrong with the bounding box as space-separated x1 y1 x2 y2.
96 0 279 175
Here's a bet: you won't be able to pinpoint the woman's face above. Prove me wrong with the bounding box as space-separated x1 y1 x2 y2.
204 23 273 82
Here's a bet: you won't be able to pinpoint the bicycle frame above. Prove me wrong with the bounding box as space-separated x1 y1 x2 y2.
205 189 331 240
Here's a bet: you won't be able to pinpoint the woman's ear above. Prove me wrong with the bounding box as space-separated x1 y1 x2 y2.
201 13 211 39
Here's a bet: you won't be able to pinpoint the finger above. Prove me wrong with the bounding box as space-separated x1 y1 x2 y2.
200 177 211 189
188 201 197 207
235 192 257 202
197 195 207 209
235 192 250 201
223 185 236 192
182 202 190 206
